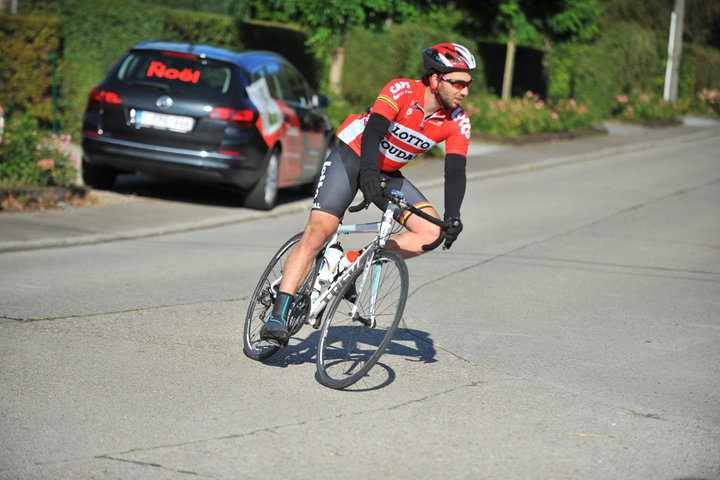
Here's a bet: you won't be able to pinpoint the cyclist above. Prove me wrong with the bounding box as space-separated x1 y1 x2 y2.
261 43 476 346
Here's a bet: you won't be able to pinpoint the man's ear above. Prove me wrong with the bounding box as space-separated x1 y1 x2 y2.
430 73 440 90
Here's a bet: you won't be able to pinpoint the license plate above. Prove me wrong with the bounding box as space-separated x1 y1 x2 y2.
135 110 194 133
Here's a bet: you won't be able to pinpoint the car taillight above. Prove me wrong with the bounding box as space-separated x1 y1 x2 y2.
208 107 257 128
88 88 122 106
160 50 199 59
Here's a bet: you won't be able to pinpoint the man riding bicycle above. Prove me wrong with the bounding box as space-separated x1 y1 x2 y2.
261 43 477 346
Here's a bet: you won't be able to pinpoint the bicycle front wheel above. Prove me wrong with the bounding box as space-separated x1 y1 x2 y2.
316 250 409 389
243 232 302 360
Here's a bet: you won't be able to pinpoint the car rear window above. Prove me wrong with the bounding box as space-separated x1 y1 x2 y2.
117 50 236 98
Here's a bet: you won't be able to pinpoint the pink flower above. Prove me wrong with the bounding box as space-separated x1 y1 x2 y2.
551 112 559 120
569 98 577 108
37 159 54 170
617 95 628 103
535 100 545 109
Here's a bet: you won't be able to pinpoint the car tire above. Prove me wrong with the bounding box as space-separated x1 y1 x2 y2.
81 156 117 190
244 148 280 210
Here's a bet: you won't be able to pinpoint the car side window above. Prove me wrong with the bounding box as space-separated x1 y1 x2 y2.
258 63 283 101
283 65 309 108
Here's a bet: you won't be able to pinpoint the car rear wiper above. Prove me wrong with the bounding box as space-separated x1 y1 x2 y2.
126 80 170 91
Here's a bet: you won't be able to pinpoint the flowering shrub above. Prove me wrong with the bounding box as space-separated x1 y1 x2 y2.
465 91 597 138
691 88 720 116
612 91 681 124
0 110 79 188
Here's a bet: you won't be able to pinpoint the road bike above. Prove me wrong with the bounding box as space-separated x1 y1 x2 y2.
243 189 447 389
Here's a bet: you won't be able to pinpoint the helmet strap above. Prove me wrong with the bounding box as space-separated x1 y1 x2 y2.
431 74 446 109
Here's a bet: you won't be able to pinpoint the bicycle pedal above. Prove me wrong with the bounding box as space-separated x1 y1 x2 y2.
264 338 288 350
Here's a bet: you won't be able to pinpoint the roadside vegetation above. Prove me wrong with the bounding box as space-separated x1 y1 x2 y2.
1 0 719 193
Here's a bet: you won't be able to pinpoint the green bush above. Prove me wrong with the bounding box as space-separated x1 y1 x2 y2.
0 14 62 125
682 43 720 101
0 110 78 188
691 88 720 116
465 92 597 138
56 0 167 133
548 23 664 118
612 91 682 124
333 24 482 125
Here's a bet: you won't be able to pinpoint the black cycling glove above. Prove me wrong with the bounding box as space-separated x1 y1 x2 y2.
359 165 384 207
443 216 463 249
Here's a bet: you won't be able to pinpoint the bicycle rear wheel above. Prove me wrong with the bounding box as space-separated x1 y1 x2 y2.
243 233 302 360
316 250 408 389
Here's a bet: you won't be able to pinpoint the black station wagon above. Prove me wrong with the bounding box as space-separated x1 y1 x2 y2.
81 41 334 209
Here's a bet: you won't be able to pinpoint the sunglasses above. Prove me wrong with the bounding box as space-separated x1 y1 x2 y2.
440 77 473 90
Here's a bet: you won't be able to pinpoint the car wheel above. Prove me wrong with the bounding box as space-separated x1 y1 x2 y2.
81 156 117 190
244 148 280 210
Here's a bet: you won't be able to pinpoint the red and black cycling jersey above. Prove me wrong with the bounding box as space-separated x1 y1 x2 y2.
337 78 472 172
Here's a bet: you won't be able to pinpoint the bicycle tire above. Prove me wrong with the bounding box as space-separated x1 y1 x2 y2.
316 250 409 389
243 232 302 360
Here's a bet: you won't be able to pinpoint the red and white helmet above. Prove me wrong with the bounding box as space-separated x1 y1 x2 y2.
423 43 477 73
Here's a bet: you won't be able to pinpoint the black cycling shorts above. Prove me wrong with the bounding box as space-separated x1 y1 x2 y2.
312 142 433 223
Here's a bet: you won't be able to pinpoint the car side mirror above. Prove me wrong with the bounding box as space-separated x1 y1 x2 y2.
312 93 330 108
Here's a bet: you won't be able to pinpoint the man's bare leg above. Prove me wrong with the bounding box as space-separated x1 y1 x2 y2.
385 207 442 258
260 210 340 345
279 210 341 295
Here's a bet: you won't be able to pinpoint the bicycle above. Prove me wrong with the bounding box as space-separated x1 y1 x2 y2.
243 189 448 389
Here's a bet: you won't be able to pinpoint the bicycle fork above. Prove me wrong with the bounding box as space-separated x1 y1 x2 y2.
348 248 379 328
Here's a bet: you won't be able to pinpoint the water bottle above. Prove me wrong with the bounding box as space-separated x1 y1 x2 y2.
338 250 360 272
318 243 343 283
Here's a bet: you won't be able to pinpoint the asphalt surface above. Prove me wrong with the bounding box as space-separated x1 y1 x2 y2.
1 118 719 253
1 118 719 479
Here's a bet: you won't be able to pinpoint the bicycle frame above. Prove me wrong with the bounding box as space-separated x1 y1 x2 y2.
306 198 398 325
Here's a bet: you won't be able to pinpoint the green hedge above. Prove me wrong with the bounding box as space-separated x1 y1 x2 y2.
683 43 720 98
341 24 483 113
0 14 62 124
547 23 664 117
547 22 720 117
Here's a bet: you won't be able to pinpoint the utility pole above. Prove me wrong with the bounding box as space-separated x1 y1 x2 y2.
663 0 685 102
501 29 516 101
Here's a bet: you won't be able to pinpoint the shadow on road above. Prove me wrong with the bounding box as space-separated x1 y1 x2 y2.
109 173 312 208
257 326 437 391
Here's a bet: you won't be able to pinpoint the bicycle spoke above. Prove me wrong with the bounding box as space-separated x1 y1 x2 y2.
243 233 303 360
316 251 408 389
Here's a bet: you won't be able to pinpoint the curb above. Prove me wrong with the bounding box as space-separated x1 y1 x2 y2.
0 197 313 254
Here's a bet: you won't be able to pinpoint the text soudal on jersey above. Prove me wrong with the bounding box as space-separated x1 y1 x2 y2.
337 79 471 171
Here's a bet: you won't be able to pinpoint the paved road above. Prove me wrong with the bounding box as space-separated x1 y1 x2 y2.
1 122 719 479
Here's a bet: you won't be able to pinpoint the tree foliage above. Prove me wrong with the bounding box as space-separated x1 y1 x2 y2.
456 0 602 46
251 0 460 57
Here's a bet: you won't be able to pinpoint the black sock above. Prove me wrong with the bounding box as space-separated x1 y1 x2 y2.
270 292 294 325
